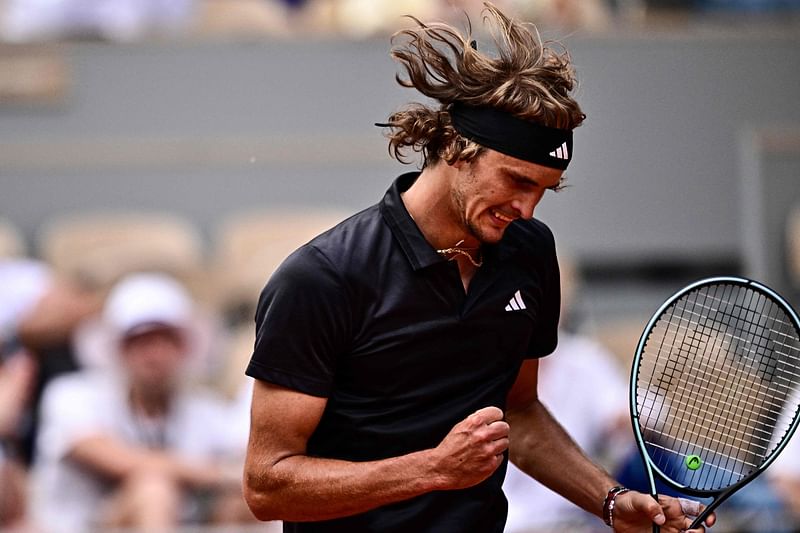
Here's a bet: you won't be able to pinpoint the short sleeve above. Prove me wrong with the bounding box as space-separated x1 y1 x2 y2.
36 374 104 462
246 245 352 398
525 225 561 359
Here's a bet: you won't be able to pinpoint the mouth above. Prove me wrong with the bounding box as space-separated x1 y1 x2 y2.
491 209 516 224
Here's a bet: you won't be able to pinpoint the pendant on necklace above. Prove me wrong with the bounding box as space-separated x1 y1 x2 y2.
436 239 483 268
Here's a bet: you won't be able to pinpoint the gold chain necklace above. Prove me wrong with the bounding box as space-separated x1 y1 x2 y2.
436 239 483 268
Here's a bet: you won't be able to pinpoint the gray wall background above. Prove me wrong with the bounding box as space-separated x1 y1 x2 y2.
1 31 798 288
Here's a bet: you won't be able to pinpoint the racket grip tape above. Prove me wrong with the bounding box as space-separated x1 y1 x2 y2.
651 491 660 533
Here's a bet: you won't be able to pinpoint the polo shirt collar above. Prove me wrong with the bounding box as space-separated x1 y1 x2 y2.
380 172 445 271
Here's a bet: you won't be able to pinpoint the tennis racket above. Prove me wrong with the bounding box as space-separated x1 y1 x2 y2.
630 276 800 532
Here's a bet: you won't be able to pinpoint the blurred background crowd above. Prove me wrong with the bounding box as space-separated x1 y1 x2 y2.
0 0 798 42
0 0 799 532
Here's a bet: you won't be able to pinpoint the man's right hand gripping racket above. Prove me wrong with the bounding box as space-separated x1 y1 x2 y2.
630 276 800 532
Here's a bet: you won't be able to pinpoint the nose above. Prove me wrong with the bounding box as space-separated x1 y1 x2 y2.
511 192 542 220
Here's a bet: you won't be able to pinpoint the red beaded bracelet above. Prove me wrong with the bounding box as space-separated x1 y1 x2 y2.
602 485 630 528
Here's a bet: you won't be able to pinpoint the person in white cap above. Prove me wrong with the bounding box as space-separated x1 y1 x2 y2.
30 272 243 533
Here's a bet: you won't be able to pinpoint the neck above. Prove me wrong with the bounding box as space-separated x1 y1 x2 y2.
129 385 170 418
402 164 479 251
403 164 482 290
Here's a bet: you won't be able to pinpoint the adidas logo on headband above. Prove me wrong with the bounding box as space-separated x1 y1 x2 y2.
549 142 569 160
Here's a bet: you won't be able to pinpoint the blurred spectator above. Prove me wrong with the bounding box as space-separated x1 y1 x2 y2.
0 259 52 345
788 205 800 303
0 351 36 449
0 218 25 259
502 255 630 531
0 347 36 531
30 273 248 533
1 0 195 42
277 0 309 8
767 391 800 529
696 0 800 11
0 0 623 42
509 0 614 31
193 0 294 39
0 261 52 444
300 0 613 39
3 260 103 467
642 0 694 9
318 0 614 40
0 259 49 529
301 0 439 39
643 0 800 10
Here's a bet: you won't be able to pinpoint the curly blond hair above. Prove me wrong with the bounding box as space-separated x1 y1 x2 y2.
382 3 585 167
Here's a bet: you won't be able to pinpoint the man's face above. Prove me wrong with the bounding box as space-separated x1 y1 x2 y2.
120 326 187 393
450 149 564 244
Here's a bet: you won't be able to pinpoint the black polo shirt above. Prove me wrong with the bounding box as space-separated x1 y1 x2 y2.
247 172 560 533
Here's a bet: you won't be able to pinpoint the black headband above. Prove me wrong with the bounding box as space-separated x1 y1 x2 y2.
449 103 573 170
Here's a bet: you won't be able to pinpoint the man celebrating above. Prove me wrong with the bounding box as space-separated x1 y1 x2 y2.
243 4 715 532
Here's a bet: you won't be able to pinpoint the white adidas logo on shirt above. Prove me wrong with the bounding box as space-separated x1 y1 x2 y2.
505 290 526 311
549 142 569 160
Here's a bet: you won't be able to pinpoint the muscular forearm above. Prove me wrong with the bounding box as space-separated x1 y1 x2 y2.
243 448 443 522
244 404 508 523
507 400 616 519
246 380 509 522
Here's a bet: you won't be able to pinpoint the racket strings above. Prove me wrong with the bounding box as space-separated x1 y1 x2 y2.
636 283 800 491
645 440 761 475
648 321 800 414
675 285 761 482
642 394 776 452
656 286 760 468
674 287 784 482
672 290 792 482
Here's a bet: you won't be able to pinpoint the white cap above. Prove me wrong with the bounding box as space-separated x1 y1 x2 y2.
103 272 193 338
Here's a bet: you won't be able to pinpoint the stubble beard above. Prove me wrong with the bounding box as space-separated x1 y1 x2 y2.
452 187 499 246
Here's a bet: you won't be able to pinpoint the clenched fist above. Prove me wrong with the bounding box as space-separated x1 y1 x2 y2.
431 406 510 490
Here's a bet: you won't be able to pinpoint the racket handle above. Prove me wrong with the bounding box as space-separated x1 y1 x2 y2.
688 511 709 530
651 492 660 533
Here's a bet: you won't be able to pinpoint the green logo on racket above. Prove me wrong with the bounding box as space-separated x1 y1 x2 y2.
685 454 703 470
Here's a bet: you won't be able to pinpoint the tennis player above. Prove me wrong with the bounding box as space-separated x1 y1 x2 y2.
243 4 716 532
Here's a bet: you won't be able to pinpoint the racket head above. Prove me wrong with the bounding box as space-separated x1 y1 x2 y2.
630 276 800 498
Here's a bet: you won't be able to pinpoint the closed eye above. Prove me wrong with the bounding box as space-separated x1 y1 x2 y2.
512 176 536 189
506 170 567 193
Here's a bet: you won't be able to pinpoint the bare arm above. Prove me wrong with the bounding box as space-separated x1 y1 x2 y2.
17 279 101 350
67 434 232 489
506 359 715 532
0 351 36 437
506 359 617 518
242 380 509 522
